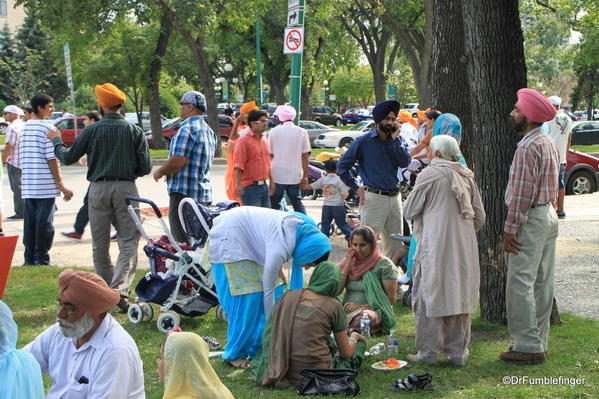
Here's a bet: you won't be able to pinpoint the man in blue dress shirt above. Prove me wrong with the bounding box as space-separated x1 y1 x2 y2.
338 100 411 256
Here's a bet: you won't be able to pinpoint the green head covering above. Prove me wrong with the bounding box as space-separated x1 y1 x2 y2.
307 261 341 297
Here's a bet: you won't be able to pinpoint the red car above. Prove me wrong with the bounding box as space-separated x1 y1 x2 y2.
565 150 599 195
53 116 86 147
145 116 233 149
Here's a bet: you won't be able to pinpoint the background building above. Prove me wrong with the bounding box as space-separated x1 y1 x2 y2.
0 0 26 33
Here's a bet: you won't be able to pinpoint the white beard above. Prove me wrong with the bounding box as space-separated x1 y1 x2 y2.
58 312 95 338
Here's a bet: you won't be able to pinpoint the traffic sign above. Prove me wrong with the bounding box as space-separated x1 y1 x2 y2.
283 28 304 54
288 0 300 9
287 8 300 27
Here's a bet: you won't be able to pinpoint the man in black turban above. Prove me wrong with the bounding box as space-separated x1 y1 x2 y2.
337 100 411 257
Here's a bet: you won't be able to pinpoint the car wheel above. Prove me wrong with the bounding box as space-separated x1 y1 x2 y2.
566 170 596 195
335 119 342 127
339 137 354 148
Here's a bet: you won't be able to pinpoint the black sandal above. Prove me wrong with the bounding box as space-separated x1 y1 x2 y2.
390 373 434 391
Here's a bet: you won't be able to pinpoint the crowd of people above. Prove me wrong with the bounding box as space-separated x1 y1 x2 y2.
0 84 570 397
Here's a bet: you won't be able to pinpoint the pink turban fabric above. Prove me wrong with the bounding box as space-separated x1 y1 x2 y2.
58 269 120 314
275 105 296 122
516 88 557 123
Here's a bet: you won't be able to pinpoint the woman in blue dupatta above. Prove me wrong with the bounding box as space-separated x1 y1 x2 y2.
209 207 332 368
404 113 467 283
0 300 44 399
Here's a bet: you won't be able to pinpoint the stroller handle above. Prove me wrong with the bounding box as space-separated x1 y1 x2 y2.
125 196 162 218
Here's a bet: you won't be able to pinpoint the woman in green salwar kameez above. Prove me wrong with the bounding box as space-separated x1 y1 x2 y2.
252 261 367 388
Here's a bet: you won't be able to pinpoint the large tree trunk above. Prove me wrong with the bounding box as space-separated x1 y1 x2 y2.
147 11 173 150
372 60 387 104
429 0 473 163
301 85 312 120
268 75 287 106
461 0 527 323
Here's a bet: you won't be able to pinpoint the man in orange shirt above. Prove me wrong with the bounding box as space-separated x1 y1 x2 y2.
233 110 272 207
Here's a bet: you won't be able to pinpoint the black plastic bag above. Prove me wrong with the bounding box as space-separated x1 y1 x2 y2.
298 368 360 396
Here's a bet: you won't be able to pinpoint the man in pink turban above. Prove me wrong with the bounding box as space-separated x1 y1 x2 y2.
268 105 311 213
501 88 559 365
23 269 145 398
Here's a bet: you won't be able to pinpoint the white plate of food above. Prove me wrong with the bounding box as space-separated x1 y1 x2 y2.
371 358 408 371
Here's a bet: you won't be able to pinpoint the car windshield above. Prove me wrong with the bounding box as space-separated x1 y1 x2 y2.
311 121 329 129
162 118 179 128
349 121 372 131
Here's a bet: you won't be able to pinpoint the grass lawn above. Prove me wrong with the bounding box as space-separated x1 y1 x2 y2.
5 266 598 398
571 145 599 153
0 134 5 145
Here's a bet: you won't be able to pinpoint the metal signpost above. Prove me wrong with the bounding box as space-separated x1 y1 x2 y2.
63 44 77 135
285 0 304 123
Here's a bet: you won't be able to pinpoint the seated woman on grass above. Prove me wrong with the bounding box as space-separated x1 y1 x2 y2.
157 331 234 399
338 226 398 335
252 261 367 388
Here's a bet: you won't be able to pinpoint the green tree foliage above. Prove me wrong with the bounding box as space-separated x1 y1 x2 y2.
330 65 375 107
159 91 179 118
0 24 16 103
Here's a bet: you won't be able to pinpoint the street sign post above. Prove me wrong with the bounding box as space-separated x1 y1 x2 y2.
63 44 77 133
287 0 304 123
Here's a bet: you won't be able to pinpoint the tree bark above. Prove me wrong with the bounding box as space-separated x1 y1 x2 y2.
461 0 527 323
147 11 173 150
429 0 473 163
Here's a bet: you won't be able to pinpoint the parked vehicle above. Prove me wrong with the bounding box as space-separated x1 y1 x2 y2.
405 103 419 117
50 112 64 120
573 111 588 121
311 106 343 126
296 120 342 145
125 112 168 131
145 115 233 149
341 108 373 125
260 103 277 116
571 121 599 145
313 120 375 148
53 116 86 147
0 117 7 134
565 150 599 195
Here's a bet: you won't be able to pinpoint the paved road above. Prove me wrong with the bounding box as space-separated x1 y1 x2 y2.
2 164 598 319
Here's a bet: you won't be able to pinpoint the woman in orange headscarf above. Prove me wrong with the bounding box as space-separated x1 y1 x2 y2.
223 101 259 202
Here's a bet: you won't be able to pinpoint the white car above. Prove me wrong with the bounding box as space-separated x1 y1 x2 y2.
313 120 375 148
125 112 167 131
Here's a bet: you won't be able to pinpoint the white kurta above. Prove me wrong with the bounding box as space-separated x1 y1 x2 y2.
23 314 145 399
208 206 303 314
404 159 486 318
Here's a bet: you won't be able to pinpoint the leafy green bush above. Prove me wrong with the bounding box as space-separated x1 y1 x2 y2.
159 91 179 119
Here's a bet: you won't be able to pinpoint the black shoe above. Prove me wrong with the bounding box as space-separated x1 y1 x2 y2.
5 214 23 221
117 297 130 313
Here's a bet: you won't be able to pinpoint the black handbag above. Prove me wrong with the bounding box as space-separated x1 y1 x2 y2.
298 368 360 396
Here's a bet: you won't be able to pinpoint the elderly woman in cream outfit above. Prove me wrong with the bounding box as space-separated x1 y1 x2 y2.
403 135 486 366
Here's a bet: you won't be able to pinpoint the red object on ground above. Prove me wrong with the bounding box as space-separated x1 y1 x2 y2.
0 235 19 299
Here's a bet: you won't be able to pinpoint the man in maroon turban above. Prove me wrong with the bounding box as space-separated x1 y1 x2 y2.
501 88 559 365
23 269 145 398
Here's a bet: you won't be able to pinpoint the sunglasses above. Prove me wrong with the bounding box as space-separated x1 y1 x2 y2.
180 102 190 106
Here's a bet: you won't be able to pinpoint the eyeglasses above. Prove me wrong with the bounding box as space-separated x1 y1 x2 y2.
253 120 268 124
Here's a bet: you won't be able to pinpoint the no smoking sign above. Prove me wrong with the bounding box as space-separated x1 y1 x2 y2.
283 27 304 54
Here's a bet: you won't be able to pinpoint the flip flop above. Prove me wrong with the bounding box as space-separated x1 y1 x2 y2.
226 358 251 369
389 373 434 391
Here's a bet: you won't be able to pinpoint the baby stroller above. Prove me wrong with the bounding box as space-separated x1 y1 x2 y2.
124 196 225 333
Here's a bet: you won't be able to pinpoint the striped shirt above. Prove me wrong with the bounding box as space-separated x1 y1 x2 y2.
19 119 60 199
504 127 559 235
167 116 217 202
5 118 24 168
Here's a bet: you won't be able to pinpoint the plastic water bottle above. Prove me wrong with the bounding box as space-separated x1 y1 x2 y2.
360 312 371 338
387 330 399 355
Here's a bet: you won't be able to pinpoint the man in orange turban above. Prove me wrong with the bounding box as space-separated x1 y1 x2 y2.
94 83 127 108
23 269 145 397
47 82 152 313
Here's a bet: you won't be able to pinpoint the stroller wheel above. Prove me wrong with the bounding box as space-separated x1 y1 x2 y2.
140 303 154 322
127 304 144 324
215 305 227 322
157 311 180 333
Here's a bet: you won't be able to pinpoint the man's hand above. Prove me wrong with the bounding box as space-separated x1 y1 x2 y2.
234 184 244 198
503 232 522 255
300 177 308 189
344 302 363 313
269 181 275 196
153 169 164 182
390 122 401 140
350 331 368 343
47 128 61 141
58 183 73 201
356 186 366 206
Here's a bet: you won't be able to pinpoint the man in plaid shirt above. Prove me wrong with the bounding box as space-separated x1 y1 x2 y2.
153 91 217 243
501 88 559 365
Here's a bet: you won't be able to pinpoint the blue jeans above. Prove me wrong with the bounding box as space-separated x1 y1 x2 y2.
321 205 351 242
270 183 306 214
23 198 56 265
241 182 270 208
